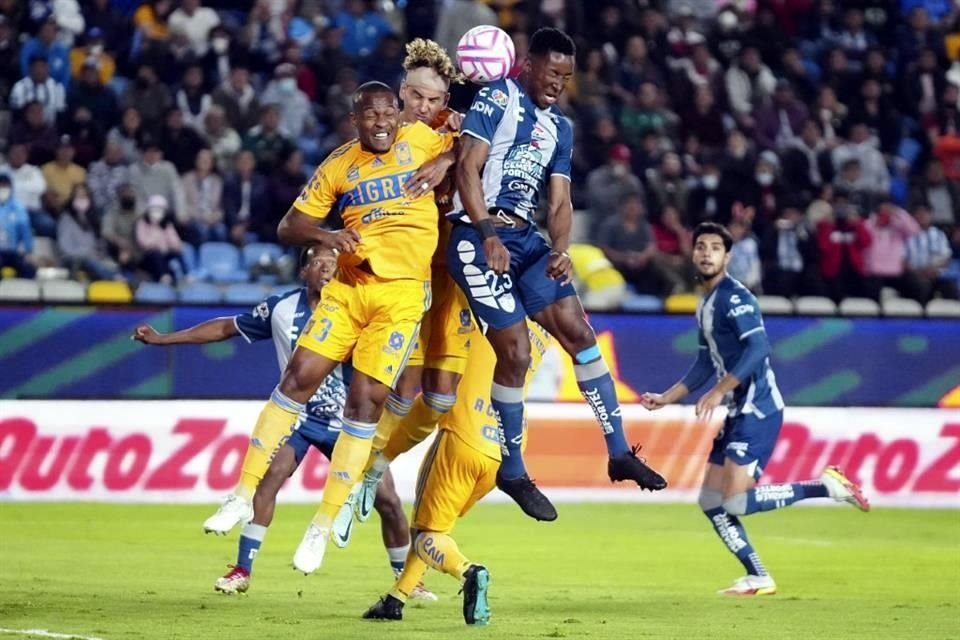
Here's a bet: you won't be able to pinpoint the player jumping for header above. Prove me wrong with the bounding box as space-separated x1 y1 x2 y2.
641 222 870 596
449 27 666 521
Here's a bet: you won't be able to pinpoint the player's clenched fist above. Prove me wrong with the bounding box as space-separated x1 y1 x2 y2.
132 324 164 345
640 392 667 411
483 236 510 274
545 251 572 284
321 228 361 254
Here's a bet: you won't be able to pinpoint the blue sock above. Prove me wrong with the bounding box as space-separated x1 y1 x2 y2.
491 382 526 479
574 350 630 457
237 523 266 572
387 545 408 573
703 506 768 576
726 481 831 516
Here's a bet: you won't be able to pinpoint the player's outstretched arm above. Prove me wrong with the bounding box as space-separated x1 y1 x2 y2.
132 318 238 345
456 135 509 273
277 206 360 253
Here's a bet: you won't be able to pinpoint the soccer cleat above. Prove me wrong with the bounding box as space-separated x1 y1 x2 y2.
821 466 871 512
203 494 253 535
292 523 329 574
354 471 381 523
214 565 250 595
331 490 358 549
460 564 491 625
718 574 777 596
391 568 438 601
496 472 557 521
362 595 404 621
608 444 668 491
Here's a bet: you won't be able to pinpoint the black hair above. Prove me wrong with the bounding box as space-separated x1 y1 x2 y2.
693 222 734 252
529 27 575 59
352 81 397 110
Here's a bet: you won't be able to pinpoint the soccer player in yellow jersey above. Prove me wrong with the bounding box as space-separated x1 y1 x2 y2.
360 320 550 625
245 81 453 575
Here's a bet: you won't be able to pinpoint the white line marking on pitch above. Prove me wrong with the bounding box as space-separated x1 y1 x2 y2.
0 629 106 640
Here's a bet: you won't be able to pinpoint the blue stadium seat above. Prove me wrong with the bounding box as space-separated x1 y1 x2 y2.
199 242 247 283
621 293 662 312
179 282 223 304
242 243 286 269
135 282 177 304
223 283 268 305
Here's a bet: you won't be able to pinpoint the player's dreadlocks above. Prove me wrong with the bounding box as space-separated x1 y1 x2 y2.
403 38 464 84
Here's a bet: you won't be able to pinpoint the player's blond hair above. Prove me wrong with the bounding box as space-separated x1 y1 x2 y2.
403 38 464 85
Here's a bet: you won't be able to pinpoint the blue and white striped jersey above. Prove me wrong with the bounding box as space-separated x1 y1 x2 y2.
451 78 573 223
696 275 784 418
234 288 347 430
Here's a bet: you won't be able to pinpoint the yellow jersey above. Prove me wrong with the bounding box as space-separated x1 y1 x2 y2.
439 321 551 460
294 121 453 281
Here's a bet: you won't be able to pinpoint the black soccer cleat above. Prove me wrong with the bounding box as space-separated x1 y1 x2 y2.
461 565 491 625
496 472 558 521
362 594 404 621
608 444 667 491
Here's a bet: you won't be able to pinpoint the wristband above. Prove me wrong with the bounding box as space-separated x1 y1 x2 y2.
475 218 497 240
550 250 569 258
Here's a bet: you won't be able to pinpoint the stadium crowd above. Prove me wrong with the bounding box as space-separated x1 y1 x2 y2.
0 0 959 308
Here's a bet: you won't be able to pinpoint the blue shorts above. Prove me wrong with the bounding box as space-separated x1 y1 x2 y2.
707 411 783 479
286 418 338 464
446 222 577 331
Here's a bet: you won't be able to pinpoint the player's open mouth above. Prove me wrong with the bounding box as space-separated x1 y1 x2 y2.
544 94 557 104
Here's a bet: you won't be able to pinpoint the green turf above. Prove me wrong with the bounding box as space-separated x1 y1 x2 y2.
1 503 958 640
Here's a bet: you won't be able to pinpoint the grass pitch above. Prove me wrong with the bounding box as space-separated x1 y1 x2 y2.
1 503 958 640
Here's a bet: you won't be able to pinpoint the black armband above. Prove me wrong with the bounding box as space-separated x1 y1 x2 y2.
475 218 497 240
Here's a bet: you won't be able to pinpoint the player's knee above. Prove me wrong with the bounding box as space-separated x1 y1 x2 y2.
374 485 404 520
565 324 598 359
722 493 748 516
698 488 724 513
500 339 532 376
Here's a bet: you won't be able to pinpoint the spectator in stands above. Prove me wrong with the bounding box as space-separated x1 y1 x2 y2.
175 65 212 133
281 43 318 101
223 150 271 246
68 27 115 86
833 158 873 212
596 193 673 296
821 47 860 105
754 79 809 151
181 148 225 245
781 119 831 198
106 107 144 165
912 159 959 226
121 63 173 128
862 47 896 102
168 0 220 58
833 7 875 68
724 45 776 130
243 104 293 173
361 33 405 89
19 16 70 89
0 16 20 110
57 182 118 280
620 82 671 149
780 46 818 104
11 101 59 167
850 77 900 154
761 199 820 297
612 36 665 106
814 85 848 145
651 204 693 292
719 127 756 187
748 151 786 234
908 48 946 120
681 85 726 150
10 55 67 125
203 105 241 175
87 140 130 213
904 203 959 303
63 106 104 168
159 108 208 175
42 135 87 213
571 48 613 116
728 216 763 292
212 65 260 133
816 202 872 301
898 7 944 66
67 60 118 128
326 67 360 126
864 199 921 300
0 174 36 277
319 114 356 161
201 25 242 90
333 0 393 60
647 151 689 215
129 134 185 223
136 193 184 283
132 0 173 46
434 0 497 59
832 123 890 199
577 116 620 178
261 63 317 140
688 156 735 225
268 147 306 233
0 143 47 216
586 144 644 241
101 183 140 272
83 0 127 60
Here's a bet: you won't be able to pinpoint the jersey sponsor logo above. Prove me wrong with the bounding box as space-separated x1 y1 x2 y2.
489 89 508 108
471 101 495 118
343 171 415 207
730 294 741 304
711 512 748 552
347 165 360 182
458 309 473 334
502 145 545 186
253 302 270 320
420 535 445 566
361 207 405 224
382 331 405 354
728 304 755 318
394 142 412 166
507 180 533 194
583 388 618 435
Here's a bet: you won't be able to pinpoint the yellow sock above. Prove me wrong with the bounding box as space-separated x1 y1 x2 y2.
382 394 448 461
370 394 414 454
311 419 376 529
235 392 301 501
388 545 428 603
414 531 471 581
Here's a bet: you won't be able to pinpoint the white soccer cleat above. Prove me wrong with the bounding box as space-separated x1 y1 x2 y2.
354 471 382 523
820 466 871 512
203 494 253 535
718 574 777 596
214 565 250 594
392 568 439 601
292 523 329 574
331 485 360 548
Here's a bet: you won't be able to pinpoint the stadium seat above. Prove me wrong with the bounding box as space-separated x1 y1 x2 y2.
135 282 178 304
838 297 880 317
757 295 794 315
198 242 248 283
179 282 223 304
223 283 268 305
40 279 87 302
31 237 57 265
88 280 133 304
794 296 837 316
0 278 41 301
882 297 923 317
180 243 198 274
242 243 286 269
621 293 662 312
925 299 960 317
664 293 699 313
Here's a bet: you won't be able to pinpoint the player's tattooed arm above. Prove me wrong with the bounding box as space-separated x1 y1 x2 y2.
277 207 360 254
132 318 238 345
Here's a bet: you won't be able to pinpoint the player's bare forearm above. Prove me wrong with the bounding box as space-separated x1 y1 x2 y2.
546 176 573 253
277 207 360 253
707 373 741 399
663 381 691 404
133 318 238 345
456 135 492 224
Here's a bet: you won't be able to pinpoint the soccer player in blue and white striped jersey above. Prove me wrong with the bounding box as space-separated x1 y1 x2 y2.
642 222 870 596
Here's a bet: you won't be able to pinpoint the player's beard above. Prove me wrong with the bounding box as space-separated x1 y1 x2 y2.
695 264 723 282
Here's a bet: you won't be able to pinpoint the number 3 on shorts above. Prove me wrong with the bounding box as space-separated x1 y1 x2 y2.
314 317 333 342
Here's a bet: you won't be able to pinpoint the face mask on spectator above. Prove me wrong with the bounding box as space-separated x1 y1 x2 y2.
612 163 627 177
212 37 229 54
90 44 104 56
148 207 165 223
73 197 91 213
0 187 10 202
280 78 296 93
703 174 719 190
755 171 774 186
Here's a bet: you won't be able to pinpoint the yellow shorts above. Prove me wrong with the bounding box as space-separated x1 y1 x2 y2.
296 267 431 388
412 429 498 533
407 266 473 374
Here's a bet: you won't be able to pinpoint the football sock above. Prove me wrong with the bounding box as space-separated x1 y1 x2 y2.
389 545 428 603
574 349 630 457
237 523 267 573
490 383 526 479
236 389 302 501
725 481 831 516
311 420 376 529
387 545 408 573
414 532 471 582
381 392 452 462
700 489 768 577
370 394 413 453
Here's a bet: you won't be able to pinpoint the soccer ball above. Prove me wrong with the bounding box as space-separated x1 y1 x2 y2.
456 25 516 84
